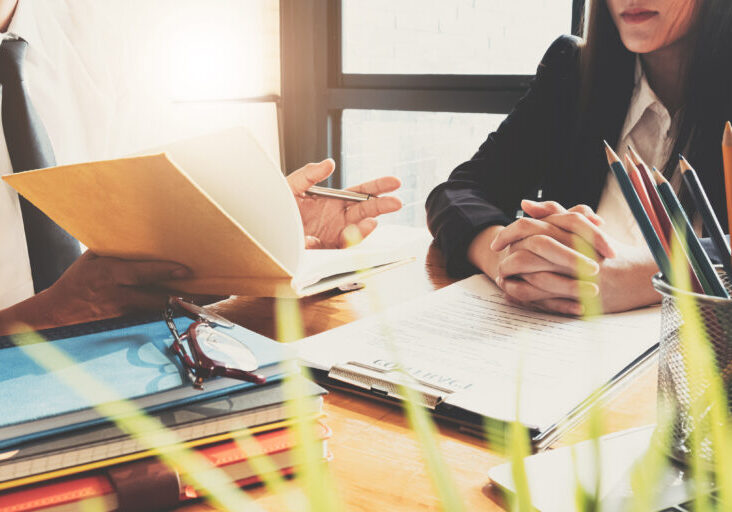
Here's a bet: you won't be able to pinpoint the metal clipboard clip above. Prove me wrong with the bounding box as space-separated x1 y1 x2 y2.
327 361 454 410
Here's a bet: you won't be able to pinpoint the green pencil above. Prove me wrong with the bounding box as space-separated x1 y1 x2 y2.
603 142 674 284
679 155 732 275
652 168 729 298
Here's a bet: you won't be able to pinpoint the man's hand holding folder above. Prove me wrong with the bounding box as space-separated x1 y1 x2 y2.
0 252 191 334
0 129 403 334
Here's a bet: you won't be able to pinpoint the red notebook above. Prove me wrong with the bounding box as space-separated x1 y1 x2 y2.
0 423 331 512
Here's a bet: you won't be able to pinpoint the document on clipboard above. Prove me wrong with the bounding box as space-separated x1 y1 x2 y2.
294 274 660 448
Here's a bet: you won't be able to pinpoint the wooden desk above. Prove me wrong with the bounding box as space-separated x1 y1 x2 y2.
184 245 658 511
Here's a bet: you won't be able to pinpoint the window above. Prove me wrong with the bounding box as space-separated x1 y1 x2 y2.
280 0 582 226
342 0 571 75
342 110 503 226
106 0 281 161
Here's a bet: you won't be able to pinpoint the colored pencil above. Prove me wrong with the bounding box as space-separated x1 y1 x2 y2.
628 146 674 243
722 122 732 272
624 154 670 253
604 142 674 284
652 169 729 298
679 154 732 274
626 146 704 293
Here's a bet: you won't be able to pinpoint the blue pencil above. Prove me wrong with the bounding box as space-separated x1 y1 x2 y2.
603 142 674 284
652 168 729 298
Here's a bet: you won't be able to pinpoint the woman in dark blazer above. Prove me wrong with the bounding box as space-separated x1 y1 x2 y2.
426 0 732 315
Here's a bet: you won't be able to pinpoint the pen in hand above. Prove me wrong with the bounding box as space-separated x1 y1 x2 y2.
306 185 372 202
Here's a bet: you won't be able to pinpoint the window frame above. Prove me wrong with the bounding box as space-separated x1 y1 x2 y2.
280 0 585 187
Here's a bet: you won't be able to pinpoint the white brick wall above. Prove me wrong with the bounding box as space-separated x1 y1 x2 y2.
342 0 571 74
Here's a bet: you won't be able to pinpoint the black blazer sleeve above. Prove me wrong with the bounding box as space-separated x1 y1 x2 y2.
700 235 731 265
425 35 581 277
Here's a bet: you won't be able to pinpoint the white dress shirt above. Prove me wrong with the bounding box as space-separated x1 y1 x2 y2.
0 0 122 309
596 57 680 247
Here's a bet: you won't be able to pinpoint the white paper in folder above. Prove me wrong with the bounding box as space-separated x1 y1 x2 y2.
295 274 660 432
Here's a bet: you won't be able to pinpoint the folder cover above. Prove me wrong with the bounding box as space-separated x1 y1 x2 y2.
2 127 425 297
0 316 291 449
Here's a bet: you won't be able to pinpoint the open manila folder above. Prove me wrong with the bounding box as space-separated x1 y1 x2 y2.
2 127 425 298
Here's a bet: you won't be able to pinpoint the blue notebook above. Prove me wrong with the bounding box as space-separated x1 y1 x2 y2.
0 316 292 449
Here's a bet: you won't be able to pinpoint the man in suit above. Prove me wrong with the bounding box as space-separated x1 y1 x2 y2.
0 0 401 333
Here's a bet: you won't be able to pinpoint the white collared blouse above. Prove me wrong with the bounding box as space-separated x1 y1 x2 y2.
596 57 681 248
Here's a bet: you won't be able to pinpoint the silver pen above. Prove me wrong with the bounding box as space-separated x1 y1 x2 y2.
306 185 372 202
515 188 543 218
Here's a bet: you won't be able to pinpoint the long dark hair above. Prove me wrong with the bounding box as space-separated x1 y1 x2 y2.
578 0 732 226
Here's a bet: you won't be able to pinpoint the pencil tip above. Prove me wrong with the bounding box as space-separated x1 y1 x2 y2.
679 155 692 173
603 141 619 163
725 121 732 146
651 168 665 185
626 145 644 166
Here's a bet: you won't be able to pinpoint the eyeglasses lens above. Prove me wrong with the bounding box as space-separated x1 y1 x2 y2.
192 324 259 372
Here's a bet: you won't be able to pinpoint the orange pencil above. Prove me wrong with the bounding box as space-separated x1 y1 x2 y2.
628 146 674 243
722 122 732 270
624 154 670 253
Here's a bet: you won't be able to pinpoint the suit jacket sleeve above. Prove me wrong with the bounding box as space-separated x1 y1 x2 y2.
425 35 580 277
700 235 731 265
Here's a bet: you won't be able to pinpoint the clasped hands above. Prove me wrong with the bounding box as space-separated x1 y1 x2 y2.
468 199 660 316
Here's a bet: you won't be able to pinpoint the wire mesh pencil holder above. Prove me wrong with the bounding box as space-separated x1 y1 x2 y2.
652 269 732 466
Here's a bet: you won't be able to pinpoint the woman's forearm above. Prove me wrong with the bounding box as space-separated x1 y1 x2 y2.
467 225 505 281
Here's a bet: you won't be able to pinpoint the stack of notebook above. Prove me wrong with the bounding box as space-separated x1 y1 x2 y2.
0 314 330 511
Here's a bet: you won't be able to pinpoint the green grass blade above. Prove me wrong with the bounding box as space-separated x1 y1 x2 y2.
229 420 306 511
668 233 716 512
352 257 465 511
276 296 341 512
12 330 262 512
507 418 533 512
628 407 674 512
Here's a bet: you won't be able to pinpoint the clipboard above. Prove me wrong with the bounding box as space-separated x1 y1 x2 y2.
314 348 657 451
328 361 453 409
295 274 663 451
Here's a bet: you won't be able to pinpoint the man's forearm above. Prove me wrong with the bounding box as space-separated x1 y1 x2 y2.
0 289 57 335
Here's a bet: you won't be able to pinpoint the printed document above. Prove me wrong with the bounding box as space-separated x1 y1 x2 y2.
295 274 660 431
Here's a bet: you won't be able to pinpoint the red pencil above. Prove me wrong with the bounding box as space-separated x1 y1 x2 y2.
627 146 674 243
627 146 704 294
625 154 670 253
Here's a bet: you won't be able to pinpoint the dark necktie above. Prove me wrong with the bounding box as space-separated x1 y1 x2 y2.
0 38 80 293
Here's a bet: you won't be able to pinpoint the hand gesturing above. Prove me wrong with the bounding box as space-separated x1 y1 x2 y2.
287 159 402 248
